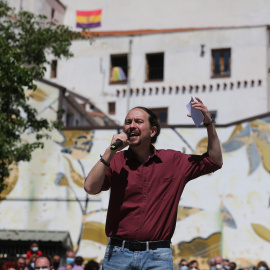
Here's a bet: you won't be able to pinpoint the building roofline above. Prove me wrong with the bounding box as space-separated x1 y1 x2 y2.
63 111 270 130
82 24 269 38
55 0 66 10
37 78 118 126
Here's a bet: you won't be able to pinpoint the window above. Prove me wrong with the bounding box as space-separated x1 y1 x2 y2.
146 53 164 81
51 60 57 78
151 107 168 124
51 8 55 20
108 102 116 115
66 113 74 126
110 54 128 84
209 110 217 122
211 49 231 78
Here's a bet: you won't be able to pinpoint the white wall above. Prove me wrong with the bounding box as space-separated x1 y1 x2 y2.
8 0 65 23
50 26 269 124
61 0 270 31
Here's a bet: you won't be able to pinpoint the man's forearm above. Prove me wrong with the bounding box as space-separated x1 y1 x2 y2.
84 148 115 194
206 123 223 166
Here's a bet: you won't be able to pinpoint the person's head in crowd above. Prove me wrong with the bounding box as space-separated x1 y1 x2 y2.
222 259 230 270
28 254 38 270
215 256 223 270
230 262 237 270
1 262 20 270
189 260 199 270
74 257 83 267
65 250 75 266
17 258 26 270
51 256 60 270
256 261 269 270
84 260 99 270
34 256 51 270
208 258 216 270
30 243 39 253
208 258 217 270
179 259 189 270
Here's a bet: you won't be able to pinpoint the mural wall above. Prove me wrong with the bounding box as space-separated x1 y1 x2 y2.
0 83 270 267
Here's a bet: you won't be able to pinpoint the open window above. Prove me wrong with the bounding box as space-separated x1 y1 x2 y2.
151 107 168 124
211 48 231 78
146 53 164 81
110 54 128 84
51 60 57 78
108 102 116 115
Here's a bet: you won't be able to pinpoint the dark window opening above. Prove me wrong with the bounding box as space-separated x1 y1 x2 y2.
146 53 164 81
211 49 231 78
66 113 74 126
51 60 57 78
108 102 116 115
51 8 55 20
110 54 128 84
151 107 168 124
209 110 217 122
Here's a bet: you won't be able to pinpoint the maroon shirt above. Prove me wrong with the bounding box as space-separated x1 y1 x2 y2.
100 146 221 241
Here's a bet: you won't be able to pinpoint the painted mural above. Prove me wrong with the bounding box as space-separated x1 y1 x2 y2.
1 82 270 267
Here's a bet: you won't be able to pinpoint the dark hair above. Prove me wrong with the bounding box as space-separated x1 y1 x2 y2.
179 259 188 266
75 257 83 266
84 260 99 270
132 106 160 143
189 260 198 267
256 261 269 270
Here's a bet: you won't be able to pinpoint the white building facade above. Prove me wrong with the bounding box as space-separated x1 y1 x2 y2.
45 0 270 125
7 0 270 125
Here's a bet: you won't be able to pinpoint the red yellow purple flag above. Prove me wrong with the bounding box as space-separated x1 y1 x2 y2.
76 9 102 28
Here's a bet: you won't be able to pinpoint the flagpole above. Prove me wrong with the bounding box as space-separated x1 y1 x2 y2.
127 39 132 113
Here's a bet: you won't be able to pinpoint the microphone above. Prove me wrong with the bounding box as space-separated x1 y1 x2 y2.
110 140 123 150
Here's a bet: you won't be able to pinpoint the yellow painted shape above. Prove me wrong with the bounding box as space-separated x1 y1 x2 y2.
28 88 48 102
61 130 94 149
58 175 69 186
251 223 270 242
177 206 201 221
64 157 84 188
195 137 208 155
173 232 221 260
222 124 243 144
81 221 107 245
254 137 270 172
0 163 19 199
229 124 243 139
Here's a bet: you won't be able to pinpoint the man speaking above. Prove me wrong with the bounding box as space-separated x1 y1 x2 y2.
84 97 222 270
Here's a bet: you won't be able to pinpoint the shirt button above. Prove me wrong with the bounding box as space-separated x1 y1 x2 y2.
144 179 147 182
144 195 146 198
140 226 142 229
142 210 145 213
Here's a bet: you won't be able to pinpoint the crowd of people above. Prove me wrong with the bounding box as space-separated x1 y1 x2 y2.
0 243 101 270
1 242 269 270
176 256 269 270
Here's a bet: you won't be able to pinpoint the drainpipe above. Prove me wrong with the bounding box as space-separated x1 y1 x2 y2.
127 39 132 113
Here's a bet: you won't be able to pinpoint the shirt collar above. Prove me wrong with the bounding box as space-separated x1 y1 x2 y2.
125 144 162 164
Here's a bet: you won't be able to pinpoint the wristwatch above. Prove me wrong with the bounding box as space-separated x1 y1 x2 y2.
204 119 215 127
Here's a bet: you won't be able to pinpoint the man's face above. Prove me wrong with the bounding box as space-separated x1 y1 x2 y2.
18 258 26 269
124 109 156 148
189 262 198 270
66 251 75 259
52 256 60 263
35 257 50 270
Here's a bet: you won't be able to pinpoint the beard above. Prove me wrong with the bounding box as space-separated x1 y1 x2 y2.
129 136 141 147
